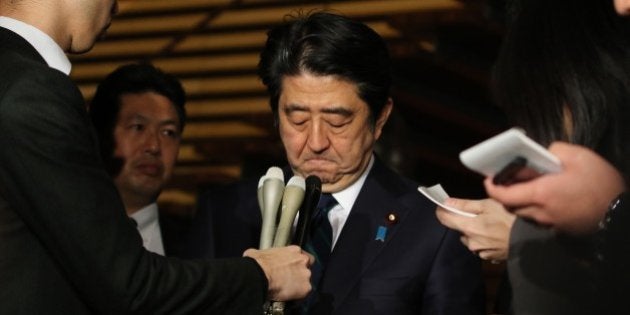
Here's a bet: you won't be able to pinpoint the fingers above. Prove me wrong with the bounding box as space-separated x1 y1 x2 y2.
477 249 506 262
484 177 538 209
466 242 507 262
436 207 467 230
461 236 509 262
304 251 315 266
444 198 484 215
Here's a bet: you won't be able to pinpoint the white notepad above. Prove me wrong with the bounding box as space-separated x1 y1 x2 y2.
417 184 477 217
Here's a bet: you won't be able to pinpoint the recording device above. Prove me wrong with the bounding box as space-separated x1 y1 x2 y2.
459 128 562 185
293 175 322 247
259 167 284 250
273 176 306 247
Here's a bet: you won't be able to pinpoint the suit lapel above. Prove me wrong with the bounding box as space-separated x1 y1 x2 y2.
318 159 412 309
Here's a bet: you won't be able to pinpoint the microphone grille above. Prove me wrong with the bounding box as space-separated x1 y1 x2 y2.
305 175 322 191
265 166 284 181
287 176 306 189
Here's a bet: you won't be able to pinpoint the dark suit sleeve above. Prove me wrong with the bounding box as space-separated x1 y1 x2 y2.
599 193 630 313
184 181 262 259
0 67 266 313
422 229 486 315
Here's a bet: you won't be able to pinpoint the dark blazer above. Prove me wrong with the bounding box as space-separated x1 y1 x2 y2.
159 210 193 257
507 218 600 315
600 192 630 314
0 27 266 314
187 158 486 314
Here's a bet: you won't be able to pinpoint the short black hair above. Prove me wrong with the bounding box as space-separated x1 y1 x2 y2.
89 63 186 175
493 0 630 177
257 11 391 126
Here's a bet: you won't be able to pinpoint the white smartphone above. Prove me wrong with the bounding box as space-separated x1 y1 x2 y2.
459 128 562 185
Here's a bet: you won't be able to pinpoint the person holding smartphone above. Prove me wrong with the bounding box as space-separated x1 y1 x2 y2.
437 0 630 314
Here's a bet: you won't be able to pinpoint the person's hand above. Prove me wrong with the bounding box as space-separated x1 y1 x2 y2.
485 142 625 235
436 198 515 261
243 245 313 301
615 0 630 15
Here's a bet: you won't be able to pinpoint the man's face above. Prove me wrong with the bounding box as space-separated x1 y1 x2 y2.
65 0 118 53
112 92 181 204
278 73 392 193
615 0 630 15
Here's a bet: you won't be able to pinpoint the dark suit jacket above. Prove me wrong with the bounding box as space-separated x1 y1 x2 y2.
600 192 630 314
187 158 486 314
0 26 267 314
509 194 630 315
508 218 600 315
159 210 193 257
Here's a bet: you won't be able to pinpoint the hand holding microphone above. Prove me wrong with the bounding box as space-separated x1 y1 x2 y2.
257 171 320 314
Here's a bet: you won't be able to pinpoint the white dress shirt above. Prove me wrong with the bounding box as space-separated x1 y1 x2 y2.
0 16 71 75
130 203 165 255
328 155 374 249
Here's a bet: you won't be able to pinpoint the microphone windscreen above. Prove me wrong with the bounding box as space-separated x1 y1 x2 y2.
273 176 306 247
293 175 322 248
257 175 266 215
259 167 284 249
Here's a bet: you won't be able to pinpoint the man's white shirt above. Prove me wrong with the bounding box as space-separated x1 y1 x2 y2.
328 155 374 249
130 203 165 255
0 16 71 74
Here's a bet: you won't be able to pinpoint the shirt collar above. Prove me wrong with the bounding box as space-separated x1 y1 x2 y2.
331 155 374 211
130 203 159 230
0 16 71 75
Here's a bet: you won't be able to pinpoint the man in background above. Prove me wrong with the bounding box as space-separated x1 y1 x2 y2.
90 63 189 256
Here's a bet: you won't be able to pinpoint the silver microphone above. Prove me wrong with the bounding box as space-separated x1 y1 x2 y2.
272 176 305 247
257 175 266 215
259 167 284 250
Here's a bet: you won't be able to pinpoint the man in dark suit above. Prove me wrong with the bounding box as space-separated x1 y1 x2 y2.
0 1 312 314
188 12 485 314
89 63 191 257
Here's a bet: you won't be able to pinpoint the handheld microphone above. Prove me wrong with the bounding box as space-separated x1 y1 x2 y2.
259 167 284 250
293 175 322 248
257 175 266 215
273 176 306 247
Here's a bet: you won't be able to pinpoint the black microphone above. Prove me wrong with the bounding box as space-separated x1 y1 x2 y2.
293 175 322 248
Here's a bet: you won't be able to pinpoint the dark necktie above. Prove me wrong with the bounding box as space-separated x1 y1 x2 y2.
301 193 337 313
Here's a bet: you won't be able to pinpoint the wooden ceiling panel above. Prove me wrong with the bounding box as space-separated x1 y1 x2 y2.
208 0 463 28
185 97 270 117
174 30 268 52
78 74 264 100
117 0 232 14
181 75 265 95
182 121 269 139
153 53 260 73
72 38 173 59
108 13 209 36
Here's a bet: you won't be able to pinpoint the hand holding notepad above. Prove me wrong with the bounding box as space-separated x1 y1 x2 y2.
418 184 477 217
